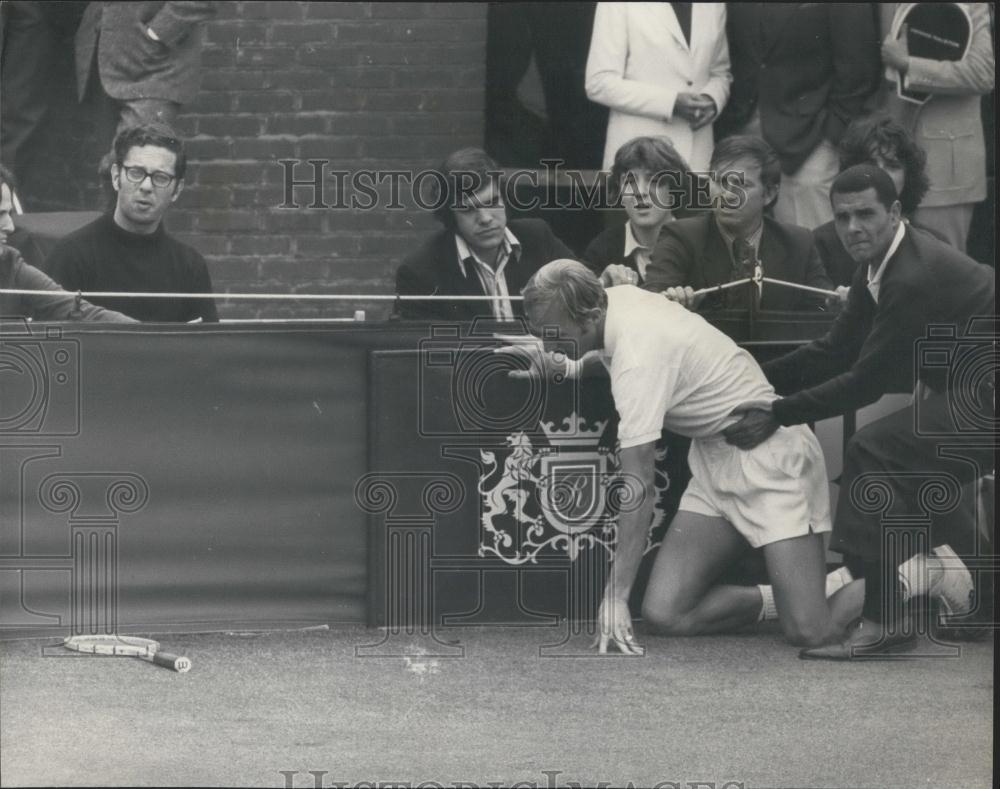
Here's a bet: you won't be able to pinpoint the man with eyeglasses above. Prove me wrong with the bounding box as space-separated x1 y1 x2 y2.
47 123 217 322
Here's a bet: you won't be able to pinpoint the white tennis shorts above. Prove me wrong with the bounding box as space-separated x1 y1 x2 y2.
679 424 832 548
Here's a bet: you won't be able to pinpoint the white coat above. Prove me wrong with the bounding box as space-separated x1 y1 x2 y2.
585 2 731 171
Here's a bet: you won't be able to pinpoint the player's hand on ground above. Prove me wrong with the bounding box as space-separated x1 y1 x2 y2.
600 264 639 287
661 286 699 310
593 597 644 655
723 407 780 450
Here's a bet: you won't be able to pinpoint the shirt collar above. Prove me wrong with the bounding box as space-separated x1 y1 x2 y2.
867 221 906 296
714 216 764 258
623 222 649 258
455 227 520 277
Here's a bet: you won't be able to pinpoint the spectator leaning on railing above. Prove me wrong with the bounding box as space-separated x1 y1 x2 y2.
46 123 217 323
643 135 833 312
0 163 134 322
394 147 575 323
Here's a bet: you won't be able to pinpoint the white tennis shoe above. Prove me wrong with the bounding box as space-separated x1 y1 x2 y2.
897 545 974 615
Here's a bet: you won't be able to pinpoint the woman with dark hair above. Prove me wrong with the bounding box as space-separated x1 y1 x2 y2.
814 114 934 288
581 135 691 287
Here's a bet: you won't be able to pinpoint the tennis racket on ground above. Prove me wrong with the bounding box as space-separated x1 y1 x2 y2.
63 634 191 673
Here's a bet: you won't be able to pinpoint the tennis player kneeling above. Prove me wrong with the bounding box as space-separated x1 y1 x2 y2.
512 260 843 654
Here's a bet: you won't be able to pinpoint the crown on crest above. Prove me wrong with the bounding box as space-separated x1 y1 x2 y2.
539 413 607 447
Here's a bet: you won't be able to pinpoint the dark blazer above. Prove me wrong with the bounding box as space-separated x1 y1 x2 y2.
581 223 638 280
764 225 996 426
394 218 575 322
716 3 881 174
75 1 216 104
643 213 833 311
813 219 950 287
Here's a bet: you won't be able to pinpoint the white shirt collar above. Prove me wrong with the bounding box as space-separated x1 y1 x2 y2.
867 221 906 303
623 222 655 281
623 222 648 258
455 227 520 277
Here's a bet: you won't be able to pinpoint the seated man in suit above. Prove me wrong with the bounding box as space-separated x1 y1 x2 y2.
394 147 574 321
582 135 690 288
1 164 133 322
644 135 833 312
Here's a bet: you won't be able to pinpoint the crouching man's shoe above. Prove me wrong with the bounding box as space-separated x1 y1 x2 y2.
799 617 916 660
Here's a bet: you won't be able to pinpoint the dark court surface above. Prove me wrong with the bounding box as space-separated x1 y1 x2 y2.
0 625 993 788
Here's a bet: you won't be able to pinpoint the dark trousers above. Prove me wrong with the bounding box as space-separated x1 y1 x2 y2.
0 1 85 180
832 388 995 623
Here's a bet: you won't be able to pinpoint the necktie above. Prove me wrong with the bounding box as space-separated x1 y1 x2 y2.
671 2 692 46
731 238 760 309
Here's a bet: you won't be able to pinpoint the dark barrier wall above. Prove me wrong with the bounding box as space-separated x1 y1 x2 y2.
1 324 380 636
0 319 832 638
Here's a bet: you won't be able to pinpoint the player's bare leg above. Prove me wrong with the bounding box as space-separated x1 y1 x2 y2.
641 511 763 635
762 533 843 647
828 578 866 632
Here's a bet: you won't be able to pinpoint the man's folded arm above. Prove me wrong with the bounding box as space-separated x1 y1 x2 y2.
17 255 135 323
147 1 218 47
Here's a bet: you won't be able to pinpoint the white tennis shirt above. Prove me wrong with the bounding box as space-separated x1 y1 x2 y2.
600 286 777 448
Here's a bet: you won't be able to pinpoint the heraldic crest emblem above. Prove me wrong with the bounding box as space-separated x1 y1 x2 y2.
478 412 674 565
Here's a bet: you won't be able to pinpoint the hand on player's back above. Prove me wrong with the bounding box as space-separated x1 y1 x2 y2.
723 407 780 450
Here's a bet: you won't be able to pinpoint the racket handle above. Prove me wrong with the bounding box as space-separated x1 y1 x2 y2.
152 651 191 673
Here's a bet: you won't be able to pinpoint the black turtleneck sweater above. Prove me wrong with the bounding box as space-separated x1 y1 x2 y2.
47 213 218 322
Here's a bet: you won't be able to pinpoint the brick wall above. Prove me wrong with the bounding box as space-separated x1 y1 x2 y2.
19 1 488 320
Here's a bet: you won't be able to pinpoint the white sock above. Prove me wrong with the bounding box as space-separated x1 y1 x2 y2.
825 566 854 597
755 568 853 619
757 584 779 621
897 552 932 602
563 356 583 379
